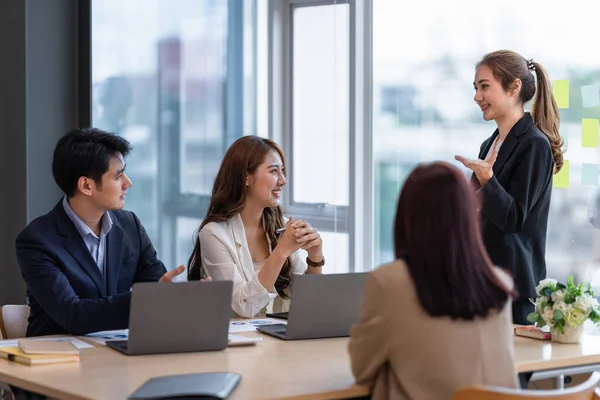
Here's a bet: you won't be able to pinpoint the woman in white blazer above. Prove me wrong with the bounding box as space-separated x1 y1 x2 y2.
187 136 324 318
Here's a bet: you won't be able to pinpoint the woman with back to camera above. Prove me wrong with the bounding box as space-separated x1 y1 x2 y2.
349 162 518 400
187 136 324 318
455 50 564 325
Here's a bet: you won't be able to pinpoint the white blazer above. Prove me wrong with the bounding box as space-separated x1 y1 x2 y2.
199 213 308 318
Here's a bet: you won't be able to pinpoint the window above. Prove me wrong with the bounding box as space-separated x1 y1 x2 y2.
275 0 352 273
372 0 600 285
292 4 349 206
91 0 263 273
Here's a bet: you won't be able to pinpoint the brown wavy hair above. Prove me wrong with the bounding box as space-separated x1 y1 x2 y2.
395 162 517 319
477 50 564 174
187 136 292 297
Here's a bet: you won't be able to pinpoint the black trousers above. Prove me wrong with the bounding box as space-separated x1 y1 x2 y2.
513 299 535 388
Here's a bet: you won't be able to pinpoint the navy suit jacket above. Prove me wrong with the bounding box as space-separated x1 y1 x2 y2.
15 201 167 336
472 113 554 303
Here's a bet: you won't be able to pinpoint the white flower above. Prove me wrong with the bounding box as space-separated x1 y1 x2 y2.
566 308 586 328
553 302 569 313
575 295 597 313
536 279 558 296
535 297 545 311
542 308 556 325
551 290 565 303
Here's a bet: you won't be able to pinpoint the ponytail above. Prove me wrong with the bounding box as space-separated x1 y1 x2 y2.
531 61 564 174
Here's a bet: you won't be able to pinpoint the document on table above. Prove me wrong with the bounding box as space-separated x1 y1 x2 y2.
84 329 129 345
229 318 287 333
0 337 93 349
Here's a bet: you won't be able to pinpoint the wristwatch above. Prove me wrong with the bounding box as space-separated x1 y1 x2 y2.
306 257 325 267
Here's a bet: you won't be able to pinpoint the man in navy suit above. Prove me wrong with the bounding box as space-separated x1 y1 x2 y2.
15 128 187 337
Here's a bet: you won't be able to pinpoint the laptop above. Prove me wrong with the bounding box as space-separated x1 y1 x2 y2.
256 273 368 340
265 312 289 320
106 280 233 355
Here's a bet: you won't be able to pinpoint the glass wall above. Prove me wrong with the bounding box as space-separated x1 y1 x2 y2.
372 0 600 285
91 0 599 282
92 0 262 273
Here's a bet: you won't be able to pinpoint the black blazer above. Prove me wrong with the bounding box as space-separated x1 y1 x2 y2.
15 201 167 336
473 113 554 302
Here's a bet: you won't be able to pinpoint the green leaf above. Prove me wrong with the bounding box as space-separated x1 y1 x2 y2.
564 292 576 303
585 283 594 297
590 309 600 323
527 312 539 323
557 283 567 290
540 287 553 298
554 319 565 333
541 301 550 310
538 319 547 328
554 310 564 321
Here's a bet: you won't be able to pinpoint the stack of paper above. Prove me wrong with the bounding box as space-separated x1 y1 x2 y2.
0 339 80 366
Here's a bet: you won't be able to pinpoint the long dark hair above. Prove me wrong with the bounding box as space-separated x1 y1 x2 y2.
477 50 564 174
187 136 292 297
394 162 516 319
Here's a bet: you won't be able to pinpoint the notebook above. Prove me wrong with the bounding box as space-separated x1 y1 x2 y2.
514 325 551 340
18 338 79 355
0 347 80 366
128 372 241 400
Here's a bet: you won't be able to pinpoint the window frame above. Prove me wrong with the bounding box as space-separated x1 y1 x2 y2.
270 0 373 272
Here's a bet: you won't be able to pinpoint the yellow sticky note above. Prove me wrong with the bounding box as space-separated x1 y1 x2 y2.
553 80 569 109
553 160 569 188
582 118 599 148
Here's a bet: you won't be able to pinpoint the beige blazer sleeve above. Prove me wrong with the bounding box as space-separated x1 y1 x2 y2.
348 272 390 385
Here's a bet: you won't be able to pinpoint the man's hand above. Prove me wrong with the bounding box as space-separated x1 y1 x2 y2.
159 265 186 283
159 265 212 283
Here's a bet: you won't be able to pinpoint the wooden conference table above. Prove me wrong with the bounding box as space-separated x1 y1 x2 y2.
2 331 600 399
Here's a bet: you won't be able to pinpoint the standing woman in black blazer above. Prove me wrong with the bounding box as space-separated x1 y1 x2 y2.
456 50 564 325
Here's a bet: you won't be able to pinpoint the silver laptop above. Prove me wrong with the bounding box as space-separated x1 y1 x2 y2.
107 280 232 355
256 273 368 340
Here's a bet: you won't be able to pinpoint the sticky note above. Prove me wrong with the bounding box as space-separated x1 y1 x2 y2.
553 80 569 109
581 83 600 108
582 118 599 148
582 163 599 186
553 160 569 188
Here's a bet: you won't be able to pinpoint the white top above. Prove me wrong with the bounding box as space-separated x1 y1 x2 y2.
199 213 308 318
485 135 504 161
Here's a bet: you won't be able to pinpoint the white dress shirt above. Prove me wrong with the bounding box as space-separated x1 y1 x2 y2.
62 196 113 277
199 213 307 318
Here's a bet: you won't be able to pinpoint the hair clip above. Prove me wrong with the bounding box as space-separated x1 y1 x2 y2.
527 58 536 72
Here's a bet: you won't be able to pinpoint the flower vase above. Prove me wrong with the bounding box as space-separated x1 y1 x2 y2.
551 324 584 344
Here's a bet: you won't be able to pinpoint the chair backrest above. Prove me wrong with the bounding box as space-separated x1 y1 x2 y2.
0 305 30 339
452 372 600 400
